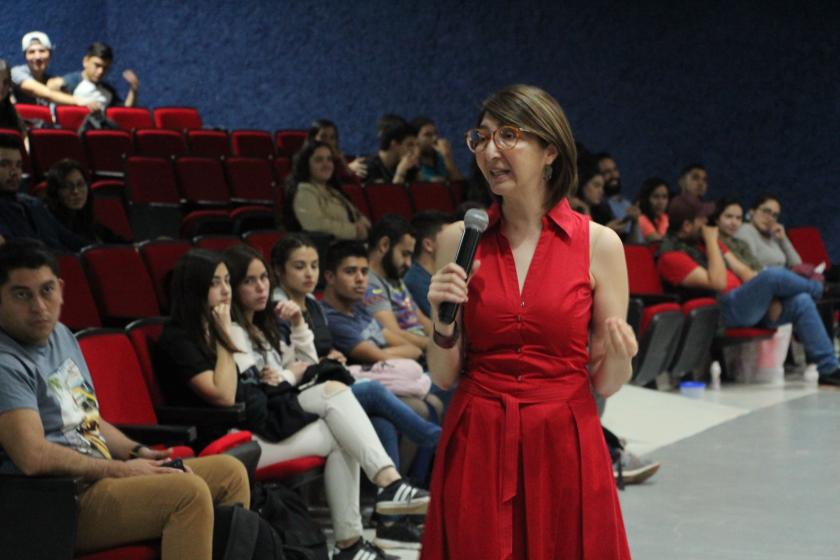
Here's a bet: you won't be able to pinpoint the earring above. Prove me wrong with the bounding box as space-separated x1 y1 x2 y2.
543 165 553 182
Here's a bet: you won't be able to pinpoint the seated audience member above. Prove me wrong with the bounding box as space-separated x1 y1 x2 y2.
320 241 422 364
712 197 763 271
657 194 840 385
0 59 26 135
156 248 427 560
577 156 612 224
45 159 125 244
0 239 250 560
285 141 371 240
677 163 708 200
0 135 87 251
735 194 802 269
364 215 432 351
411 116 463 182
229 243 438 546
404 211 451 317
55 42 139 108
365 121 419 184
596 152 641 241
636 177 671 242
11 32 99 109
307 118 368 180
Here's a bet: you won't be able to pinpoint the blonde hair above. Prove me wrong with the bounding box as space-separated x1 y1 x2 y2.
478 84 578 209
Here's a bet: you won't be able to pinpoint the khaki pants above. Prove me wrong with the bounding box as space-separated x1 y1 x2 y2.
75 454 250 560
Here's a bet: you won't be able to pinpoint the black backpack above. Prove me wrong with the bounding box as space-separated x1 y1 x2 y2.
251 482 329 560
213 504 285 560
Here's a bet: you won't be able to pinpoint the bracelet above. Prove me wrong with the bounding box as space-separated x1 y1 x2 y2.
129 444 146 458
433 322 460 349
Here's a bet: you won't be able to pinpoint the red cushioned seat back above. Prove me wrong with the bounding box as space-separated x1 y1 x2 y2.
55 106 91 131
681 297 718 315
339 183 371 220
84 130 133 176
187 129 230 159
193 234 243 252
154 107 203 130
244 229 286 261
105 107 154 131
134 129 188 159
125 156 180 204
639 302 681 335
90 181 134 241
364 183 414 222
77 329 158 425
274 130 307 157
126 318 167 406
76 542 160 560
409 181 455 213
15 103 53 124
231 130 274 158
181 210 233 238
272 156 291 183
138 240 192 310
175 156 231 204
226 157 275 202
624 244 666 295
29 129 88 178
57 254 102 331
82 245 160 321
230 205 276 234
787 227 832 269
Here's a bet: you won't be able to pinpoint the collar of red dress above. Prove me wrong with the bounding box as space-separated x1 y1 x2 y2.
486 197 576 236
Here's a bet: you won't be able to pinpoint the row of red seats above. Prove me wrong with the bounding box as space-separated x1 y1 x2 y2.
59 232 287 330
16 104 206 132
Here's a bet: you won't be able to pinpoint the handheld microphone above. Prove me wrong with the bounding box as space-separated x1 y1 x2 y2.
437 208 489 325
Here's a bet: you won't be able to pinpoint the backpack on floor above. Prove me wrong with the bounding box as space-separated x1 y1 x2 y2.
213 504 285 560
250 482 328 560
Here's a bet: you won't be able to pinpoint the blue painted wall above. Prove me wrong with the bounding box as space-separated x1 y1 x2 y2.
4 1 839 258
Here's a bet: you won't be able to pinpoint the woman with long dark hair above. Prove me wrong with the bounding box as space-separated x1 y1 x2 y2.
158 248 429 559
284 140 371 240
637 177 670 242
307 118 368 180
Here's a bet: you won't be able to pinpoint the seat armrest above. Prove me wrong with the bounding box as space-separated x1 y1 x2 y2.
155 402 247 427
116 423 197 445
0 474 81 557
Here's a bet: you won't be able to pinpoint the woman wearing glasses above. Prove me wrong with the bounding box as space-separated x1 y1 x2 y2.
734 194 803 269
421 85 634 559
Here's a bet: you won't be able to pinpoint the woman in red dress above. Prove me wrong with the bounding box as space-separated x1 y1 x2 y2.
421 84 637 559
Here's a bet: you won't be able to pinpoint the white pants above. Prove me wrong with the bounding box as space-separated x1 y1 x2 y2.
254 383 393 540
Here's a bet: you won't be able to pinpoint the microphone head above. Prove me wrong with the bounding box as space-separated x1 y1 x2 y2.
463 208 490 232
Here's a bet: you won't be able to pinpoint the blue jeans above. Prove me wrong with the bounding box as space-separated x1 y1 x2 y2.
720 267 838 373
351 380 441 469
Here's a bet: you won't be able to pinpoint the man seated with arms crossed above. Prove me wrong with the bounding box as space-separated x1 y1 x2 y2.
52 42 140 108
0 240 249 559
364 215 433 352
11 31 100 110
657 195 840 386
320 240 422 365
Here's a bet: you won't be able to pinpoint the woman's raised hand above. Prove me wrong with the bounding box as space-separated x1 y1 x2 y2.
604 317 638 361
211 302 232 333
428 261 481 324
274 300 303 326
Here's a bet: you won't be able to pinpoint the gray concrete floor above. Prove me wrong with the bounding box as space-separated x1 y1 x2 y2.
618 391 840 559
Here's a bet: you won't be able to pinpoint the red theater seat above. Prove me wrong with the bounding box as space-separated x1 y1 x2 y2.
175 157 231 205
409 181 455 213
15 103 53 125
90 181 134 241
29 129 88 178
231 129 274 158
364 183 414 221
244 229 286 261
154 107 203 130
275 129 307 157
55 106 91 131
187 129 230 159
84 130 134 177
81 245 160 322
134 129 188 159
138 239 192 311
57 253 102 330
106 107 154 131
226 157 275 203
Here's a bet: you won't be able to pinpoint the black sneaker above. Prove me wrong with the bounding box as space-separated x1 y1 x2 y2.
818 369 840 386
375 479 430 515
332 539 399 560
373 519 423 550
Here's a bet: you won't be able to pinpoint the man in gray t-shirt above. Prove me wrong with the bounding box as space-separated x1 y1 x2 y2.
0 239 249 557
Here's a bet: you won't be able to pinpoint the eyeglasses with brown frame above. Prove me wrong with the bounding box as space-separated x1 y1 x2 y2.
464 125 538 153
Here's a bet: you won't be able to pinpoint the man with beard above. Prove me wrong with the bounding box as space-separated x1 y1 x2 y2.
596 152 641 241
411 117 463 183
363 215 432 352
0 135 87 251
657 195 840 385
320 240 423 364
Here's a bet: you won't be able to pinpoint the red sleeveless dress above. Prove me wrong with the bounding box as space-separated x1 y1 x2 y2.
421 199 631 559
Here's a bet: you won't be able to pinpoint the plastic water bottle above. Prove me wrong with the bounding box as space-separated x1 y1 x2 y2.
803 364 819 383
710 361 722 391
